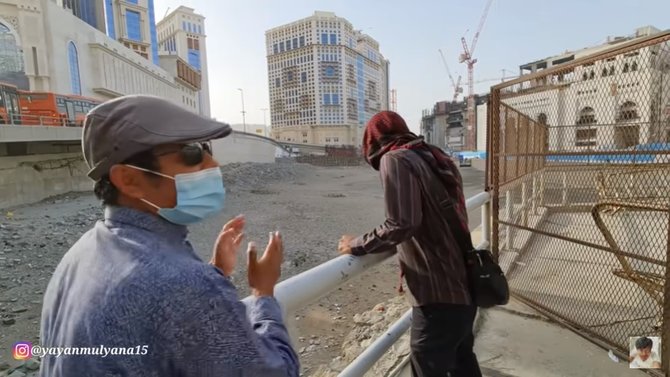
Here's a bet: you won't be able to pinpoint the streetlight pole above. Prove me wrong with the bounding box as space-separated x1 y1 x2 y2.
237 88 246 133
260 108 269 137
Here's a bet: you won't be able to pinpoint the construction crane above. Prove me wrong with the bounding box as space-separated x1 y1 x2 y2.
459 0 494 150
438 49 463 102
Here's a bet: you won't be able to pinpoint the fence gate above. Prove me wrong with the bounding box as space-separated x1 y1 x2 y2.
487 30 670 375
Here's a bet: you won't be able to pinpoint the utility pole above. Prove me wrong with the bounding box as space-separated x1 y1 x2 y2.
260 108 269 137
237 88 246 133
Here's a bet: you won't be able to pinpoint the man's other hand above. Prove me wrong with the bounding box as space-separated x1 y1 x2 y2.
211 215 245 276
248 232 283 297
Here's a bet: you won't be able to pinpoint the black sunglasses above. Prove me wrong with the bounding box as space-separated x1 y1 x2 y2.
154 142 213 166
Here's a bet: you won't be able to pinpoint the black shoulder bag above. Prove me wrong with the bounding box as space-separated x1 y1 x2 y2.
411 150 509 308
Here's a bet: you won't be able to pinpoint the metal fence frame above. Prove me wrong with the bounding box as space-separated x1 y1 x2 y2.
488 30 670 375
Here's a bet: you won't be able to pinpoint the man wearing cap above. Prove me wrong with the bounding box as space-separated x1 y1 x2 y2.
38 95 300 376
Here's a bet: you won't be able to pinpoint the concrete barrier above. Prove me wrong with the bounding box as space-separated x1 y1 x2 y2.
211 131 281 164
0 125 82 143
0 153 92 209
0 130 285 209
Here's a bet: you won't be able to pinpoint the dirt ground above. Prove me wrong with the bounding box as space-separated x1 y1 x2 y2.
0 162 484 375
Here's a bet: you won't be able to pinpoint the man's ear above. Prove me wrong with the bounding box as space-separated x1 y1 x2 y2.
109 165 146 200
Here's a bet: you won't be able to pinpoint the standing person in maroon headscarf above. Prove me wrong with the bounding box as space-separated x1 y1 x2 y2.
338 111 482 377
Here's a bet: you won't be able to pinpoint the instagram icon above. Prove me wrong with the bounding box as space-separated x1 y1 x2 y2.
13 342 32 360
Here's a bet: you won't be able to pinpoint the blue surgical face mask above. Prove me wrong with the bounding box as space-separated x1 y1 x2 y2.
126 165 226 225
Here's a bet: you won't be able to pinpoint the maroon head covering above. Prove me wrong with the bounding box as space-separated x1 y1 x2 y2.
362 111 466 215
362 111 420 170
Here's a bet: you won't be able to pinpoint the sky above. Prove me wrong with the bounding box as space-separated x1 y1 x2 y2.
153 0 670 133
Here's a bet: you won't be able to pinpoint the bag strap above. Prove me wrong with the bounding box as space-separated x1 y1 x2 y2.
409 149 476 253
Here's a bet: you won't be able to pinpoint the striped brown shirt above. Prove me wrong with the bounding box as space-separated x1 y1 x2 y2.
350 149 472 307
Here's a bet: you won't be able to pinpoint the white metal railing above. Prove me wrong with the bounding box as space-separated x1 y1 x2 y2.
1 113 79 127
242 191 491 376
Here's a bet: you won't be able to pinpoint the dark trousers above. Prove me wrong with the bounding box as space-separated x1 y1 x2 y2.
410 303 482 377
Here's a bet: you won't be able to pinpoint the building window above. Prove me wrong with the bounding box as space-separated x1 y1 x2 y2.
301 72 307 82
0 22 26 87
334 137 339 142
67 42 81 95
575 107 596 147
614 125 640 148
632 61 638 71
293 38 298 49
325 66 335 77
575 129 597 147
332 94 339 105
617 101 639 122
330 34 336 44
324 94 331 105
280 42 285 52
273 44 278 54
299 36 305 47
576 107 596 125
275 77 280 88
126 10 142 41
321 33 328 44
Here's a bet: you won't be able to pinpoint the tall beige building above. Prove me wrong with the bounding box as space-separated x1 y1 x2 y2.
156 6 211 117
265 11 389 147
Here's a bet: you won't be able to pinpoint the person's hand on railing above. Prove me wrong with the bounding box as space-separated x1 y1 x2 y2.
338 235 355 255
248 231 283 297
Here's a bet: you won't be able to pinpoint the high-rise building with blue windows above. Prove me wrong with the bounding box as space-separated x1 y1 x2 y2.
57 0 159 65
156 6 211 117
265 11 389 147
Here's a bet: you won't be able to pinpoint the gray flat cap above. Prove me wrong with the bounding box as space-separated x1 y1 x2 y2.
82 95 231 181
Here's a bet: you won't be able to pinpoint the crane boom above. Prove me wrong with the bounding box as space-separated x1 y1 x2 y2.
460 0 494 151
438 49 462 102
470 0 493 57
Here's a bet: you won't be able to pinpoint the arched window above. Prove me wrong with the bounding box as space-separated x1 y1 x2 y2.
68 42 82 95
609 66 615 76
617 101 639 122
0 21 26 83
537 113 548 125
601 68 608 77
575 107 597 147
589 70 595 80
623 63 630 73
577 107 596 125
632 61 638 71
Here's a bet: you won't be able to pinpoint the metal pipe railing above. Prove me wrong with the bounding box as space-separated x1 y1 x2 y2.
242 192 491 311
242 191 491 376
337 241 489 377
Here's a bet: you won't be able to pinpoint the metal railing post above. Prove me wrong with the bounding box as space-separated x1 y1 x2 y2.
481 200 491 247
562 171 568 206
532 175 538 215
521 180 528 226
505 190 513 250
